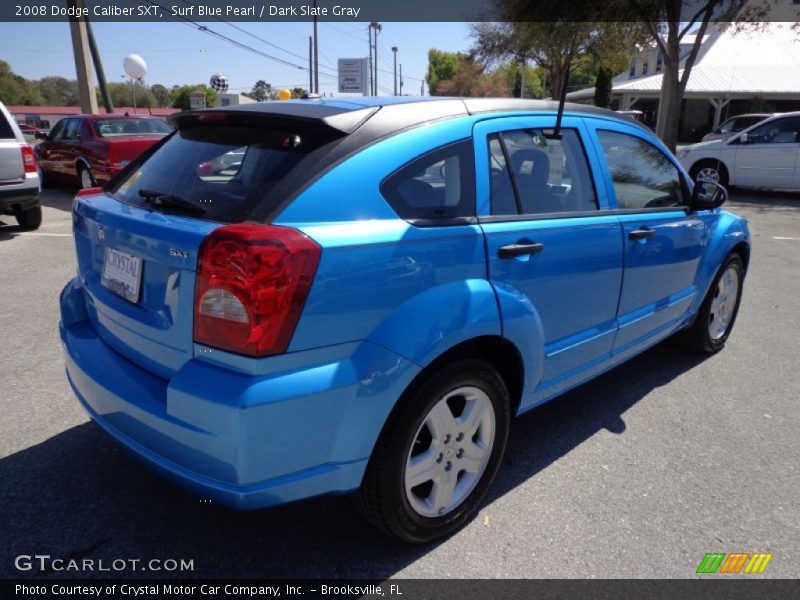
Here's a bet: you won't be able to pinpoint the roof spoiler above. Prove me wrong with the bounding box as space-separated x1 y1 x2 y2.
168 105 379 135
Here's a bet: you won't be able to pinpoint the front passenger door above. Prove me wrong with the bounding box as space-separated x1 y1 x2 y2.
733 116 800 188
593 128 706 355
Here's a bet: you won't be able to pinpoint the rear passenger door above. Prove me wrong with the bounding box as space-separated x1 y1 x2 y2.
590 125 705 354
474 116 624 399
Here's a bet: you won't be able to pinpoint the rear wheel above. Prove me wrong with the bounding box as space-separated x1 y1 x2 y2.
690 159 729 187
78 164 95 189
15 205 42 231
356 359 510 543
681 254 744 353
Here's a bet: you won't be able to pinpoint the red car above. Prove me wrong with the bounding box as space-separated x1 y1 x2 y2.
35 114 172 189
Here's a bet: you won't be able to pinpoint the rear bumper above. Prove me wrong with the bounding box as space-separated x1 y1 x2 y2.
0 180 39 212
59 277 420 509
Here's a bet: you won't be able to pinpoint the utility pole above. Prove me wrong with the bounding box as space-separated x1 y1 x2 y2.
391 47 398 96
420 81 424 96
308 36 313 92
520 59 525 98
67 0 98 114
312 0 319 93
399 64 403 96
85 15 112 113
367 26 373 96
369 22 381 95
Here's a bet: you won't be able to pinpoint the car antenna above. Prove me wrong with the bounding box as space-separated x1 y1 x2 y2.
551 24 581 140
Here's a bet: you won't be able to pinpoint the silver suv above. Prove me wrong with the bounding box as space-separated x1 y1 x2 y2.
0 101 41 230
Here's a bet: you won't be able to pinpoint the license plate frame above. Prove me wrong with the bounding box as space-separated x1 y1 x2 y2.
101 248 142 303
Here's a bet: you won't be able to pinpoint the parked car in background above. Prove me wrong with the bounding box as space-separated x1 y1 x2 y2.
0 102 41 230
18 123 47 144
679 111 800 190
35 114 172 189
701 113 772 142
61 98 750 543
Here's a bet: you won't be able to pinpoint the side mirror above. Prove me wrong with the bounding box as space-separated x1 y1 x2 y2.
739 133 749 144
692 180 728 210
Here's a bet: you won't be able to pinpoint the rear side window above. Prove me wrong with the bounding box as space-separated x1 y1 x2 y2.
380 139 475 221
0 114 15 139
597 130 685 210
108 124 338 224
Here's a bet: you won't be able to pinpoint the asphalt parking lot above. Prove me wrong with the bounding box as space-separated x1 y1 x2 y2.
1 186 798 579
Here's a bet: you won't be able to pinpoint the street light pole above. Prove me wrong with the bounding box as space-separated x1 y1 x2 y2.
391 47 398 96
399 64 403 96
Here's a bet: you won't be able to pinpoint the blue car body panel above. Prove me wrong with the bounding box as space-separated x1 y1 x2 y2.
60 100 751 508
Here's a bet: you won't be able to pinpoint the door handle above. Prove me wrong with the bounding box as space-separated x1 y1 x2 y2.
498 242 545 259
629 228 656 241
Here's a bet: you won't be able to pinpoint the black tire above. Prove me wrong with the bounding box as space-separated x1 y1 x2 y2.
15 205 42 231
78 163 95 189
690 159 729 188
355 359 511 543
681 254 744 354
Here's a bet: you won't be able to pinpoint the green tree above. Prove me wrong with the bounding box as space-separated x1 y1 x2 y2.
248 80 273 101
150 84 172 108
472 20 646 101
593 67 613 108
171 84 217 110
426 50 464 96
291 87 309 99
37 76 79 106
435 56 509 97
0 61 43 105
101 81 157 109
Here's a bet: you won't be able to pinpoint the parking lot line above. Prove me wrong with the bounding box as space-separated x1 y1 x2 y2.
22 232 72 237
773 236 800 241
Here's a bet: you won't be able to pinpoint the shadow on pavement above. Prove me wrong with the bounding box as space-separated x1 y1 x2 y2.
39 185 78 213
728 190 800 211
1 341 707 580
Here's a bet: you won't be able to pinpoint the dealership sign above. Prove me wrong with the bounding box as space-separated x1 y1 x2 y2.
338 58 369 95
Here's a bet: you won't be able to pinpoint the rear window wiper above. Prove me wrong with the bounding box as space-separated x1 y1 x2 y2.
138 188 207 216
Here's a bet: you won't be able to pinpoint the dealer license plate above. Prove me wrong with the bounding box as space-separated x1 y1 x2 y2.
101 248 142 303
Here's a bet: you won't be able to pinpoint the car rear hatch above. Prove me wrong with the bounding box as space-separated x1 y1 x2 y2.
0 117 24 184
72 104 374 378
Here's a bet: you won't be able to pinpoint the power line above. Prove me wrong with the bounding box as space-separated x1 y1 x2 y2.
137 0 338 81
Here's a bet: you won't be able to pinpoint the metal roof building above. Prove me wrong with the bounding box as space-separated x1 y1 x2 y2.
567 22 800 141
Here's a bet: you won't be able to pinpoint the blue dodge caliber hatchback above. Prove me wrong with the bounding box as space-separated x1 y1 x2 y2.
61 98 750 542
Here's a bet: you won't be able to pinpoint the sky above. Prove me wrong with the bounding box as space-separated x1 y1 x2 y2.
0 20 472 97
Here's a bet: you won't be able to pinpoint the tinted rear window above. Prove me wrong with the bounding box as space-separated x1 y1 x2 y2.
108 124 338 223
94 118 172 136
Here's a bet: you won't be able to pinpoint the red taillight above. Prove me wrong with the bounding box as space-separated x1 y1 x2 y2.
194 224 321 357
20 144 37 174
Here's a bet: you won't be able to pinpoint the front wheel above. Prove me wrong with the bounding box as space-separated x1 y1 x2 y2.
682 254 744 353
356 359 510 543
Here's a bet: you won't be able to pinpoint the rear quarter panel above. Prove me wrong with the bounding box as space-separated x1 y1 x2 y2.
275 117 503 367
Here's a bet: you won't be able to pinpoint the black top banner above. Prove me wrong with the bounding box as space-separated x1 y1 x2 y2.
4 0 800 22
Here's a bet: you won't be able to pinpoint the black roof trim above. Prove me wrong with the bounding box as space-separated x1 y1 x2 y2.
461 98 651 132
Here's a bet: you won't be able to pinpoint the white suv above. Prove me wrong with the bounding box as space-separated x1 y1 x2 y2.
0 101 41 230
